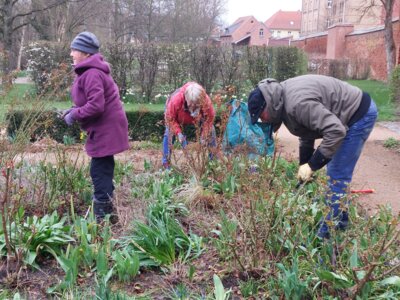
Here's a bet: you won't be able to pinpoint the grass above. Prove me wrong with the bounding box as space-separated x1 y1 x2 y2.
45 101 165 112
0 83 165 122
0 79 396 122
348 80 394 121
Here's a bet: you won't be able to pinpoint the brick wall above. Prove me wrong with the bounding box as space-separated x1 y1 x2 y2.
291 33 327 59
345 20 399 81
293 20 399 81
326 25 354 59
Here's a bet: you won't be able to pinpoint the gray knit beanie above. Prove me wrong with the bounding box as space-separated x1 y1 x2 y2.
70 31 100 54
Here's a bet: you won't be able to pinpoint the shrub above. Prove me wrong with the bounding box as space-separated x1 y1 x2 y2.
103 43 137 97
22 42 309 102
389 65 400 105
244 45 271 87
271 46 308 81
6 110 80 143
189 44 221 92
164 44 191 90
329 59 349 79
25 41 72 99
6 110 223 143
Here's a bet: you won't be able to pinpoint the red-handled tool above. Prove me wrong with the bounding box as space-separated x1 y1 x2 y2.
351 189 375 194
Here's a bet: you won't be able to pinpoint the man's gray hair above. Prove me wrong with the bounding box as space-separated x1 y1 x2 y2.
185 83 205 104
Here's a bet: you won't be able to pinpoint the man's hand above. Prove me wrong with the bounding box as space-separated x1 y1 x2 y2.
297 163 313 182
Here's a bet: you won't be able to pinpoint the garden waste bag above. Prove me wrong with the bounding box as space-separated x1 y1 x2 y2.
223 99 274 159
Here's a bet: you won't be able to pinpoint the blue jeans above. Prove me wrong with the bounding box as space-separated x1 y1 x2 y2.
162 125 216 165
318 100 378 238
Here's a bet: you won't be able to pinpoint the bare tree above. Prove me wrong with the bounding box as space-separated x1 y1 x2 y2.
381 0 397 79
0 0 69 81
360 0 397 79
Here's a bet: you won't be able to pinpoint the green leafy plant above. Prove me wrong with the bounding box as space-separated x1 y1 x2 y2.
128 213 203 266
48 244 81 292
211 210 238 261
277 256 309 300
112 249 140 282
239 278 259 298
0 208 74 268
62 135 75 145
383 137 400 149
212 274 231 300
165 283 196 300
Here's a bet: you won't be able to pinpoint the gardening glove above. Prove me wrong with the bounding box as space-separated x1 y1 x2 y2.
64 110 76 126
178 133 187 148
59 108 74 119
297 163 313 182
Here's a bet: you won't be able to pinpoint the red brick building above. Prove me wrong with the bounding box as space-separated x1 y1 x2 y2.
219 16 270 46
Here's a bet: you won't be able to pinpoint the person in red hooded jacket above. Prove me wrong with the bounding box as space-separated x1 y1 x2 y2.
62 31 129 222
162 82 216 168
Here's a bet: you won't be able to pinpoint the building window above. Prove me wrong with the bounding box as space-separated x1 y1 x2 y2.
339 1 344 14
277 30 281 37
259 28 264 36
327 0 332 8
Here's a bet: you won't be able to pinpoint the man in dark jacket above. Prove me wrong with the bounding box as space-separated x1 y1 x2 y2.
248 75 378 239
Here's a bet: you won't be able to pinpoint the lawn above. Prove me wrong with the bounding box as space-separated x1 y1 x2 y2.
0 83 165 122
348 79 394 121
0 79 396 122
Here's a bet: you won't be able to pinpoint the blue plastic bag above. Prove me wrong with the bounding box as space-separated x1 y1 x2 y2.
223 99 274 159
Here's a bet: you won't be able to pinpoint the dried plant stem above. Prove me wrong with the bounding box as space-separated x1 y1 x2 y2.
348 227 400 298
1 166 12 257
228 242 246 272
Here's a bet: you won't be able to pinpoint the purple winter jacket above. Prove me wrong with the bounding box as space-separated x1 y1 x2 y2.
71 53 129 158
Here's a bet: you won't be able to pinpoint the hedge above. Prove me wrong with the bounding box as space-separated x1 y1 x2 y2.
25 42 308 102
6 110 221 143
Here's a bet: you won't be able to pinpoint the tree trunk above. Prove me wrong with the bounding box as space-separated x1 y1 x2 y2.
16 25 26 70
383 0 396 80
1 1 14 86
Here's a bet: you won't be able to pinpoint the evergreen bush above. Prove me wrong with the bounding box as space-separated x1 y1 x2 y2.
6 110 223 143
389 65 400 105
25 41 71 99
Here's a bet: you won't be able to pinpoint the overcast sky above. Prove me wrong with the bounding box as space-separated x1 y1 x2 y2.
223 0 302 24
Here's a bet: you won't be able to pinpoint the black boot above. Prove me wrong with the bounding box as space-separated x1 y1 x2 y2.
93 198 117 224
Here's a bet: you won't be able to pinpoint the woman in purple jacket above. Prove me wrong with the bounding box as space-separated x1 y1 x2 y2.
63 31 129 222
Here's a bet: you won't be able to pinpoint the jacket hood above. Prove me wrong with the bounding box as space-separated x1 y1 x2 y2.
74 53 110 75
257 78 284 131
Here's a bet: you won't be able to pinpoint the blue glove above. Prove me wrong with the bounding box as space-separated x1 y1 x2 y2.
64 110 76 126
178 133 187 148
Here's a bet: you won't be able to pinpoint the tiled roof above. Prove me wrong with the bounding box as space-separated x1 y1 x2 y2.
265 10 302 30
222 21 243 36
220 15 270 46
